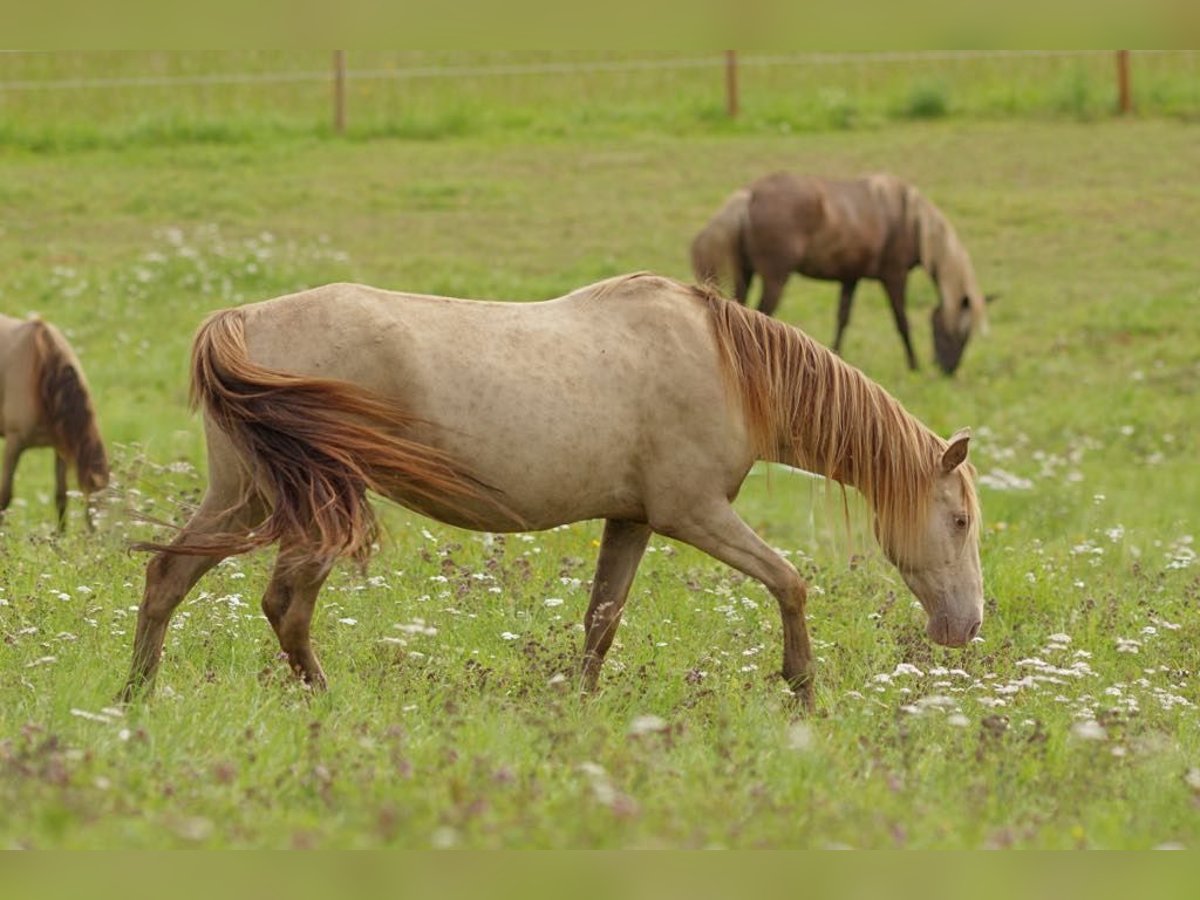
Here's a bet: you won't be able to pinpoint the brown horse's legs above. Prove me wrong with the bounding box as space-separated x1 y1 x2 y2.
0 434 23 517
733 264 752 305
833 279 859 354
884 278 919 370
755 271 790 318
120 491 262 700
261 550 334 688
580 519 652 693
660 503 814 711
53 453 68 532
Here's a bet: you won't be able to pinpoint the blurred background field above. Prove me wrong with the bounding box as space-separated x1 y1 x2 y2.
0 51 1198 849
0 51 1198 150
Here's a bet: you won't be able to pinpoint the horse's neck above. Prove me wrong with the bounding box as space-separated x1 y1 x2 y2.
772 338 933 507
913 196 969 289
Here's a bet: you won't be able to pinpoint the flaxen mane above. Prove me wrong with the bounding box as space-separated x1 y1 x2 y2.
30 321 109 493
902 184 988 334
694 283 979 563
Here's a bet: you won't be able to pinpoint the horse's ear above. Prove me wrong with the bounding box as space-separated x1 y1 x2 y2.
941 428 971 473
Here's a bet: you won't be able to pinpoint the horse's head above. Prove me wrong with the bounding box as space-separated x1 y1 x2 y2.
878 429 984 647
915 198 990 375
931 293 996 375
930 299 972 374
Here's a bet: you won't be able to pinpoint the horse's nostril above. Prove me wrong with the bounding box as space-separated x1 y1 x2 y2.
968 621 981 641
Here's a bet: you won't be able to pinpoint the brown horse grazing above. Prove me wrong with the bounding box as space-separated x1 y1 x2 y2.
0 315 109 531
691 172 991 374
122 276 984 710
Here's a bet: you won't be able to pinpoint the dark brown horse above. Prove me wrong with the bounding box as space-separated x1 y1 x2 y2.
0 315 109 530
691 172 991 374
122 276 984 711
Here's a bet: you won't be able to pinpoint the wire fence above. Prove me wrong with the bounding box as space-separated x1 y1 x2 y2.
0 51 1196 147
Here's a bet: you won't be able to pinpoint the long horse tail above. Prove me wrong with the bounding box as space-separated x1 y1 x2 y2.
148 308 500 564
30 320 110 494
691 188 751 293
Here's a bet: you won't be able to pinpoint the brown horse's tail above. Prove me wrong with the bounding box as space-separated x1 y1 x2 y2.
145 308 499 563
30 321 110 494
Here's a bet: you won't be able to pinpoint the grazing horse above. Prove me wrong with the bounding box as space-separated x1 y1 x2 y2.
691 172 991 374
123 275 984 710
0 315 109 530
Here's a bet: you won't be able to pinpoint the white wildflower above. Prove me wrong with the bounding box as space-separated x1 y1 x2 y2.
628 714 668 737
1071 719 1107 741
786 722 814 751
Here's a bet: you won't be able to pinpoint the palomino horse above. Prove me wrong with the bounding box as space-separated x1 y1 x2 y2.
0 315 109 530
691 173 992 374
123 275 984 710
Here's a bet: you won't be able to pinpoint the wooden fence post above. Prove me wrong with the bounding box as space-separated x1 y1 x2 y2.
725 50 739 117
1116 50 1132 115
333 50 347 134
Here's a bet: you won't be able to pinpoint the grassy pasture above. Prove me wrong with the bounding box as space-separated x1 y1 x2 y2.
0 108 1198 846
0 51 1198 150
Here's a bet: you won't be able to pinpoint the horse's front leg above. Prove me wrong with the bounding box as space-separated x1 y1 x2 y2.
53 453 68 533
0 434 24 523
580 519 651 694
657 501 814 712
883 277 919 371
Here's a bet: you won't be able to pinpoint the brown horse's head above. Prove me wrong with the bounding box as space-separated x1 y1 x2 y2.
931 294 997 375
877 429 984 647
931 299 971 375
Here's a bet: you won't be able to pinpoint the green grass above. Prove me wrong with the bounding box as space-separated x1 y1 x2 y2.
0 52 1198 152
0 112 1199 848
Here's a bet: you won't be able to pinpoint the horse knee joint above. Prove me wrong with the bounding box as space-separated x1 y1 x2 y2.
777 579 807 616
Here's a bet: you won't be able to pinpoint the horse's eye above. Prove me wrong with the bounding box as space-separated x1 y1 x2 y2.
953 514 969 531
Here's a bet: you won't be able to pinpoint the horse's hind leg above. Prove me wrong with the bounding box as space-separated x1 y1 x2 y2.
733 261 754 305
261 548 334 688
121 487 265 700
833 279 859 355
580 519 652 694
755 270 790 318
657 502 814 711
53 453 68 532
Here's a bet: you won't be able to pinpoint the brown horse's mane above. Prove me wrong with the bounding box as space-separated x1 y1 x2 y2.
694 282 979 564
30 320 110 493
899 182 987 333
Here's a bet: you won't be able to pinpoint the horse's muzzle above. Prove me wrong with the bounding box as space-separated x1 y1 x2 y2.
927 614 981 648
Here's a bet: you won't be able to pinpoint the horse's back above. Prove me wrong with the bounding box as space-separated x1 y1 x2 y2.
226 277 752 529
0 316 41 438
746 172 908 280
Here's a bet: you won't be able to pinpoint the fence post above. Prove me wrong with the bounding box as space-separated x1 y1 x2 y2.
725 50 739 117
333 50 347 134
1116 50 1132 115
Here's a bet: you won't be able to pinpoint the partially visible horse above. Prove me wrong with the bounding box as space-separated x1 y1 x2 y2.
0 315 109 531
123 275 985 710
691 172 992 374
